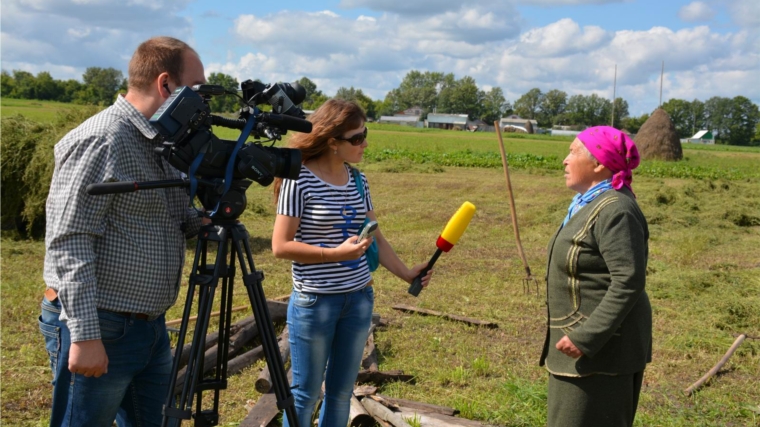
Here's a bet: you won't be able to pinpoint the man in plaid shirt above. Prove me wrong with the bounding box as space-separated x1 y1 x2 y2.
39 36 205 427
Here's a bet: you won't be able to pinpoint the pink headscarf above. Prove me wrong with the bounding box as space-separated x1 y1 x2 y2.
577 126 640 192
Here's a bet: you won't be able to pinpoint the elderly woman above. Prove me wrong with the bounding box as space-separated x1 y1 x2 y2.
540 126 652 427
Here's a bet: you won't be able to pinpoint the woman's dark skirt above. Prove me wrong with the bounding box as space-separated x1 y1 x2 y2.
547 371 644 427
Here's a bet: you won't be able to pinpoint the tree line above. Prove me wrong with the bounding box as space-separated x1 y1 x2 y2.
3 68 759 145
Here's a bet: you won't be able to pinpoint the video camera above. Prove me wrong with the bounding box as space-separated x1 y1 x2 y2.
149 80 310 188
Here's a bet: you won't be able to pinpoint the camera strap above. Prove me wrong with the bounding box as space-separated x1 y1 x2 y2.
188 114 256 217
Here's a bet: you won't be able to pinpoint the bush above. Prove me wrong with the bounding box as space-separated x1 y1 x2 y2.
1 106 100 238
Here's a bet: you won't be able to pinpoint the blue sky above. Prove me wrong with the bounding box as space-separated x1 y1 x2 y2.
2 0 758 115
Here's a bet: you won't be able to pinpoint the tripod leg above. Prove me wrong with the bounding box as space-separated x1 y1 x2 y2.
230 224 300 427
162 225 234 427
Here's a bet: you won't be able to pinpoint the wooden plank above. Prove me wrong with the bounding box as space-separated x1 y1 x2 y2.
349 395 375 427
376 394 459 416
392 305 498 329
355 369 415 385
254 326 290 393
361 397 412 427
397 407 491 427
239 368 293 427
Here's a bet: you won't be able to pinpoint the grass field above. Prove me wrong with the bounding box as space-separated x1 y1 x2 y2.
2 101 760 426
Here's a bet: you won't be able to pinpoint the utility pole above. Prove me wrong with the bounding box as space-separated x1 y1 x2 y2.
610 64 617 127
659 61 664 108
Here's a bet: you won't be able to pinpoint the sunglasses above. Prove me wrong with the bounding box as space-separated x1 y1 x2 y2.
337 127 368 146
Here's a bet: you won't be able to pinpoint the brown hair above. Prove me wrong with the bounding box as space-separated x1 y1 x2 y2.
127 36 196 92
273 99 367 202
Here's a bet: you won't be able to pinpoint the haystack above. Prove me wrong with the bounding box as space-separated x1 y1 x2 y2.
525 120 534 134
634 108 683 161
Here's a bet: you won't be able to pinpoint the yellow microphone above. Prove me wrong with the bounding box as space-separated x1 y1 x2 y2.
409 201 476 296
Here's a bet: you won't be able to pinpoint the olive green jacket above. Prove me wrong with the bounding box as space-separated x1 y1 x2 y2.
540 188 652 377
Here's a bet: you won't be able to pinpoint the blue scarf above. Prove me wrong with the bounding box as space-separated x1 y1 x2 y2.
562 179 614 226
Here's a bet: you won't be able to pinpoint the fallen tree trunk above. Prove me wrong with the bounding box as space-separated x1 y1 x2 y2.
350 395 376 427
392 305 498 329
361 397 412 427
356 369 415 385
255 326 291 393
226 344 266 376
376 394 459 416
239 368 293 427
361 324 378 372
684 333 747 396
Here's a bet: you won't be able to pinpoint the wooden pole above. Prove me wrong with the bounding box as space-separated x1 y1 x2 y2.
659 61 664 107
166 305 249 327
493 122 539 295
684 334 746 396
610 64 617 127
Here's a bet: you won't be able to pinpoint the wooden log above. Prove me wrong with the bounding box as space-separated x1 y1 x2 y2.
166 305 249 327
353 385 378 397
255 326 290 393
392 305 498 329
239 368 293 427
685 334 747 396
376 395 459 416
356 369 415 385
350 395 375 427
171 314 255 369
397 406 491 427
227 344 266 376
361 397 412 427
361 324 378 372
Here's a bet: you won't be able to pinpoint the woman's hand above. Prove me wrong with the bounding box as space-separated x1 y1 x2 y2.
556 335 584 358
329 235 373 262
406 262 433 286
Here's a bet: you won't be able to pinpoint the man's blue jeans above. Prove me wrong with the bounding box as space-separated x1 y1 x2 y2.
38 297 173 427
283 285 374 427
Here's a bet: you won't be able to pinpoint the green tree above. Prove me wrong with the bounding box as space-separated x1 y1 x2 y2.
704 96 733 144
393 70 446 116
207 72 240 113
539 89 567 127
34 71 62 101
661 98 693 137
10 70 36 99
479 87 508 124
1 70 15 97
586 94 612 126
82 67 123 105
611 97 629 129
513 88 543 120
564 94 588 126
688 99 706 136
622 113 649 134
334 87 377 119
725 96 760 146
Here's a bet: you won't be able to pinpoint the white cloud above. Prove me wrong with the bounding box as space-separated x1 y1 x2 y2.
678 2 715 23
518 18 610 57
725 0 760 27
0 0 194 77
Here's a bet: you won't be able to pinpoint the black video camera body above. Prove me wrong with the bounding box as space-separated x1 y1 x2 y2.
149 81 311 187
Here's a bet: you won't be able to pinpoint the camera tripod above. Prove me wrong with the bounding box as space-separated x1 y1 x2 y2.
161 215 299 427
86 177 299 427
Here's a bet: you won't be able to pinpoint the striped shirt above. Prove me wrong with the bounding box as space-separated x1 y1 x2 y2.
43 95 201 342
277 164 374 293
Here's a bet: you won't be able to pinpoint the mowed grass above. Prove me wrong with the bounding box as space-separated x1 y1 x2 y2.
2 112 760 426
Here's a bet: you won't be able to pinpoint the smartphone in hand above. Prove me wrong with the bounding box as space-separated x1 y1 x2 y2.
356 220 378 243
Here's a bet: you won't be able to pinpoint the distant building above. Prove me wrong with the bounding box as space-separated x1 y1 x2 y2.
377 115 423 128
683 130 715 144
550 129 582 137
427 113 468 130
500 115 538 130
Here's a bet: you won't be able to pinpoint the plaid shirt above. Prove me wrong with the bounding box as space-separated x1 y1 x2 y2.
43 95 201 342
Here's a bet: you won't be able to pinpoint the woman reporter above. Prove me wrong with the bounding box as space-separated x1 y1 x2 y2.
540 126 652 427
272 99 432 427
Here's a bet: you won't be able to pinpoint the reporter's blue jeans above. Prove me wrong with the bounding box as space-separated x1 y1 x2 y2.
38 297 174 427
283 286 374 427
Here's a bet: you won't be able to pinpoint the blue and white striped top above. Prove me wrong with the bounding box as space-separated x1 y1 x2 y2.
277 164 374 293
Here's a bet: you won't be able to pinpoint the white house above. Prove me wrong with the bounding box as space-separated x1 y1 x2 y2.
683 130 715 144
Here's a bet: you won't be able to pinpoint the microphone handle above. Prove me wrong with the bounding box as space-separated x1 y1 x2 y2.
408 248 443 297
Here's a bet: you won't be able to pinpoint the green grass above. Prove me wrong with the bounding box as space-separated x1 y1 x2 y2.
0 98 97 122
2 110 760 426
